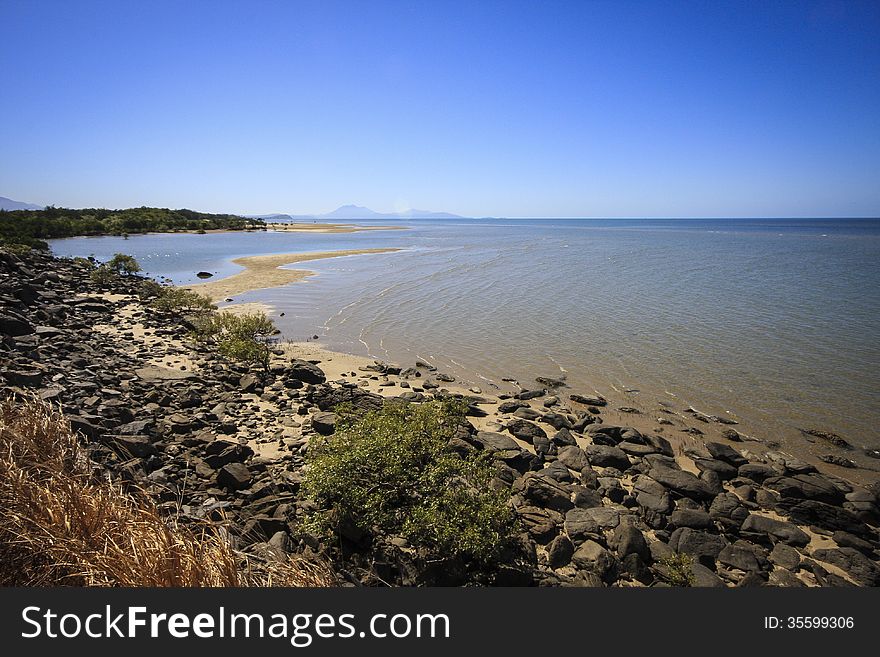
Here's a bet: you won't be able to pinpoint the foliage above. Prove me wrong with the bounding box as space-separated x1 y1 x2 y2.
107 253 141 275
0 206 265 248
658 552 696 587
191 310 275 369
89 265 117 286
303 399 518 566
149 286 215 314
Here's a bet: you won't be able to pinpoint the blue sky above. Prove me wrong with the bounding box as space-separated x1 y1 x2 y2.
2 0 879 217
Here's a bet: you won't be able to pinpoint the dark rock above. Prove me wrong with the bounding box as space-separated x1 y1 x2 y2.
832 531 876 555
106 434 157 458
516 389 545 400
519 473 573 511
196 271 213 279
584 445 631 470
705 442 748 467
217 462 253 490
708 493 750 531
570 394 607 407
610 523 651 561
801 428 852 450
811 548 880 586
571 540 618 583
472 431 521 452
547 534 575 569
740 514 810 547
717 545 762 573
0 314 35 336
769 543 802 571
506 419 548 444
310 384 383 414
819 454 858 468
764 473 845 505
668 528 729 567
540 412 571 430
694 458 738 481
670 508 713 530
648 466 716 501
781 499 871 537
551 427 577 447
564 508 602 543
288 359 326 384
738 463 778 483
239 374 260 393
556 445 590 472
311 411 337 435
498 400 527 414
68 415 102 439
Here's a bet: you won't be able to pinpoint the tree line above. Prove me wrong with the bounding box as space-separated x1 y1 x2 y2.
0 206 266 248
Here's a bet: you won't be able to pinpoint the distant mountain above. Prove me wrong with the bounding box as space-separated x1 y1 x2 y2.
0 196 43 211
250 204 463 221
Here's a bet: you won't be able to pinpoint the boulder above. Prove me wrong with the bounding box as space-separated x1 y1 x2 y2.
740 514 810 547
556 445 590 472
519 473 573 511
584 445 631 470
311 411 337 435
506 419 548 445
217 462 253 490
288 359 326 384
648 466 716 501
811 548 880 586
610 523 651 561
570 394 607 407
571 540 618 583
546 534 575 569
668 528 729 567
563 508 602 543
705 442 748 467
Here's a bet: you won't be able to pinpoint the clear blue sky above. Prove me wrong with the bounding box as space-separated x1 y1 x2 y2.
2 0 879 217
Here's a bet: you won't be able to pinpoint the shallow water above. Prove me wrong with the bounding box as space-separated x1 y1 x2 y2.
51 218 880 452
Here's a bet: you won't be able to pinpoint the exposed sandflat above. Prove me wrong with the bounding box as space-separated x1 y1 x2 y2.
187 248 400 301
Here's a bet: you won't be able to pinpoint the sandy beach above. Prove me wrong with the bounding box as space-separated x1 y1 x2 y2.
186 248 400 301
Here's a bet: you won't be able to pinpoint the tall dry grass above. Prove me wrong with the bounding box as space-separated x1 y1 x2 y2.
0 397 334 587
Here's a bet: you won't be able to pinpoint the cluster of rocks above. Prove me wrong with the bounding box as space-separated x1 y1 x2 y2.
2 247 879 587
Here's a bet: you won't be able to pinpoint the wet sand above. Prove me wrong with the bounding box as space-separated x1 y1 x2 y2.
265 222 404 233
185 248 400 301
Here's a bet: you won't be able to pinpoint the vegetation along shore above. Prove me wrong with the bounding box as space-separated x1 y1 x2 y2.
1 242 878 587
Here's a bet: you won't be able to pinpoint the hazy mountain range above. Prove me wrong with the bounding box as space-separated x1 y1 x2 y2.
1 197 463 220
250 204 463 221
0 196 44 211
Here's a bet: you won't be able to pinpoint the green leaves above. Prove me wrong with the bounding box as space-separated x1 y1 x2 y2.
303 399 517 566
190 310 275 370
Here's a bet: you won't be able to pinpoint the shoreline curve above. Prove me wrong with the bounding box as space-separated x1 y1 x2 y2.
186 248 401 301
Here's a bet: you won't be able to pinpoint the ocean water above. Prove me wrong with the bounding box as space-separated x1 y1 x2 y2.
50 218 880 453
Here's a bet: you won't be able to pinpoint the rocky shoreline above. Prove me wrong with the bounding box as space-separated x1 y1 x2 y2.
1 247 879 587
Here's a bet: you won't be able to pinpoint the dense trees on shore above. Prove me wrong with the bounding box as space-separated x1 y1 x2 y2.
0 206 265 248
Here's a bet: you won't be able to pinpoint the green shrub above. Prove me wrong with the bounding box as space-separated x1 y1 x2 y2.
89 265 117 286
658 552 696 587
107 253 140 275
191 310 275 369
303 399 518 566
150 287 215 313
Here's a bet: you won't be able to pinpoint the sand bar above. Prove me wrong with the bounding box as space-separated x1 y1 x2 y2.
265 222 404 233
187 248 400 301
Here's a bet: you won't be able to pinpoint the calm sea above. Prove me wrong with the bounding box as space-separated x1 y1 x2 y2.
50 218 880 453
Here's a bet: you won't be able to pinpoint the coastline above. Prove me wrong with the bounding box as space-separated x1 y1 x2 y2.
188 244 880 485
2 246 878 587
185 248 401 301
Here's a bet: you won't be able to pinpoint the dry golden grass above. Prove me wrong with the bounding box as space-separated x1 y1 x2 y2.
0 397 334 587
